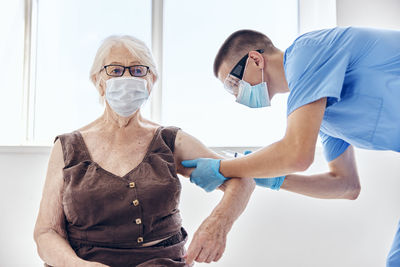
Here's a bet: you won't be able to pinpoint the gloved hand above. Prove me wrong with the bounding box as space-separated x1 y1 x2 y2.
243 150 286 191
253 176 286 190
181 158 229 192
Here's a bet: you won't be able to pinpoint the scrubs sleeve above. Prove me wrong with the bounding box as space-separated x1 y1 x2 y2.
319 131 350 162
285 42 351 116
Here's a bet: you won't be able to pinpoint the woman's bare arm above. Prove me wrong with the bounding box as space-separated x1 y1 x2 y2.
34 140 107 267
174 130 256 264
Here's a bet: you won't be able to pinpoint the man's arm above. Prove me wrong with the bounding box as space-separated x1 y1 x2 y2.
220 98 327 178
281 144 361 200
174 130 256 264
220 97 360 200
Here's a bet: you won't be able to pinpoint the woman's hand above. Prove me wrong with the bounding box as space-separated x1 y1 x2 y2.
184 214 231 265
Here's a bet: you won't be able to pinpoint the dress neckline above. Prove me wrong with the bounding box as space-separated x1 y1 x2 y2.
75 126 162 179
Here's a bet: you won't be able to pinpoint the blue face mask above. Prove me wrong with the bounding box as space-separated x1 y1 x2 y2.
236 80 270 108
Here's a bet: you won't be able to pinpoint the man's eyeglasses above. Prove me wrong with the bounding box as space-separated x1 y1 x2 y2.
103 64 150 77
223 49 264 95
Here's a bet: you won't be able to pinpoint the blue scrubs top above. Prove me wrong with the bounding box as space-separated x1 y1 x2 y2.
284 27 400 162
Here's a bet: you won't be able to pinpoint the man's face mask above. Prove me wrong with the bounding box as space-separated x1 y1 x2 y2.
223 49 271 108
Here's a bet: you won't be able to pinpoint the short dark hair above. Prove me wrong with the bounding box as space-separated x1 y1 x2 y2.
213 29 276 77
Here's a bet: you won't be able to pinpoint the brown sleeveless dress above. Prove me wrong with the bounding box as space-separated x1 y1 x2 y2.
52 126 192 267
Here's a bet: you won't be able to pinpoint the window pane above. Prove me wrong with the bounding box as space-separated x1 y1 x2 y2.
163 0 298 146
0 0 25 145
34 0 152 143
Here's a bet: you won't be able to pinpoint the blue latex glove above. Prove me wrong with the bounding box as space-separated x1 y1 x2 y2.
181 158 228 192
243 150 286 191
254 176 286 190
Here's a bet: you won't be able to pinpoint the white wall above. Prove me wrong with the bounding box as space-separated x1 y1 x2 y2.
336 0 400 29
298 0 337 34
0 147 51 267
0 146 399 267
300 0 400 33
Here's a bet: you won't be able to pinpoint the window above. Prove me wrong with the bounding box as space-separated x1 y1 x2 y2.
33 0 152 143
162 0 298 146
0 0 25 145
2 0 300 147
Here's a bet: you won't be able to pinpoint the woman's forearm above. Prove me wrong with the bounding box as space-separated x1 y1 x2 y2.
212 178 256 230
36 230 84 267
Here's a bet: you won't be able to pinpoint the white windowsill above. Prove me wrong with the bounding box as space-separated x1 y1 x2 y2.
0 145 52 154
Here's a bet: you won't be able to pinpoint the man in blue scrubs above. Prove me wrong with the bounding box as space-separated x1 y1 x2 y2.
181 27 400 266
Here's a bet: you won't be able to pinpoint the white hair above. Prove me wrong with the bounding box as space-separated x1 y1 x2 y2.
90 35 158 103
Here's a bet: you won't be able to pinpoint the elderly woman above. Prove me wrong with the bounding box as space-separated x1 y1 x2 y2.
33 35 255 267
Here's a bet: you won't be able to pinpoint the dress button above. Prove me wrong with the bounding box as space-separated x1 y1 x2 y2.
135 218 142 224
132 199 139 206
129 182 135 188
137 237 143 243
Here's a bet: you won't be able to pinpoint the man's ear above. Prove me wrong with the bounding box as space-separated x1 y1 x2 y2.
248 50 265 69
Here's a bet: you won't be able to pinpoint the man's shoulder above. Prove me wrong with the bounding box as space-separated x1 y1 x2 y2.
292 27 352 48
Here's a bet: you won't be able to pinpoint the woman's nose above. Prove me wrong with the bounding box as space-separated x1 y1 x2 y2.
123 69 131 77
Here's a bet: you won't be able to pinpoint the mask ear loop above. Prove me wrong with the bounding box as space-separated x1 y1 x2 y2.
261 67 264 83
260 52 265 83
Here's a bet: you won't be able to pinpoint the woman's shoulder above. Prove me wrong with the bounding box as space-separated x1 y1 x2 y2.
160 125 181 131
76 117 103 133
52 119 99 143
158 125 182 139
54 119 101 144
54 130 79 144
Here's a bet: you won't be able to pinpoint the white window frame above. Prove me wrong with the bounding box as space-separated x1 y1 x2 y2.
150 0 163 124
21 0 38 145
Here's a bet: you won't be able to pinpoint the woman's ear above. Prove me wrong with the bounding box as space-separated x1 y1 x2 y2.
93 74 106 96
151 73 157 85
100 81 105 97
248 50 265 69
147 73 157 93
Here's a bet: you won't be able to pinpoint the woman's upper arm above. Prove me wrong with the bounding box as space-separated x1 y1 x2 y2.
174 130 222 177
34 139 67 240
174 130 256 192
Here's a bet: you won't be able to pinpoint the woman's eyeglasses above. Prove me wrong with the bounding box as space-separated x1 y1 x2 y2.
103 64 150 77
